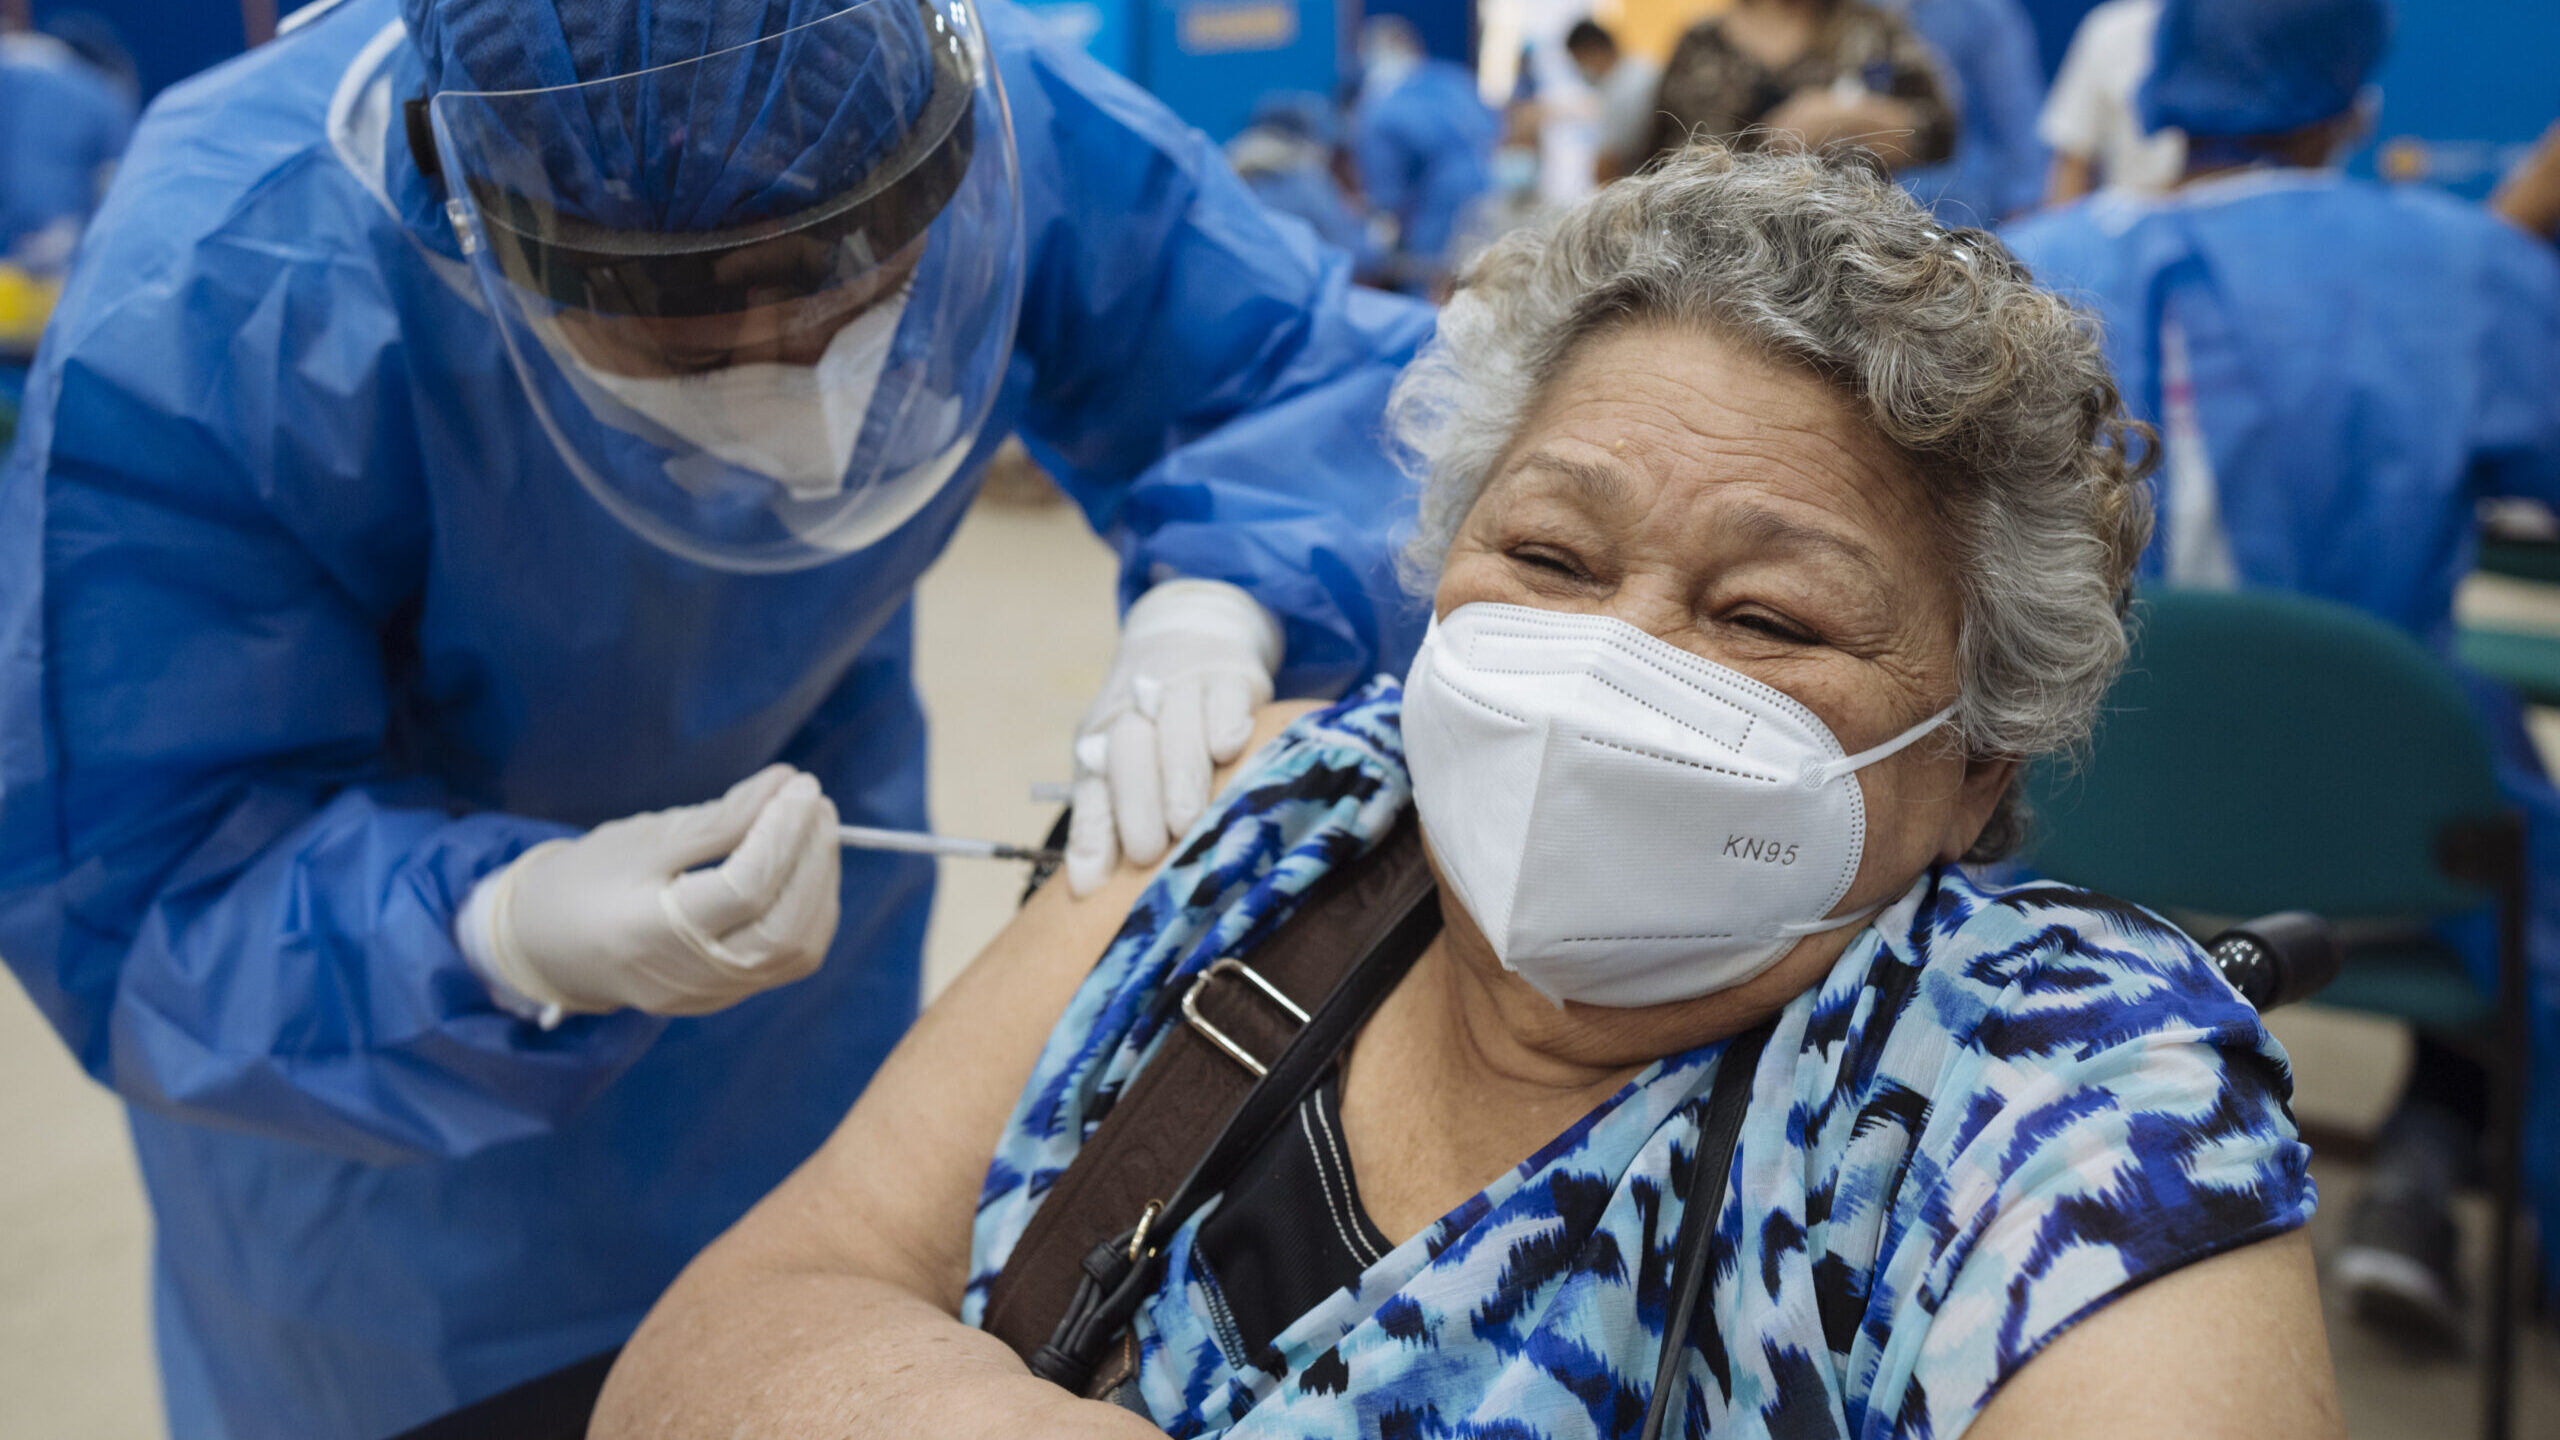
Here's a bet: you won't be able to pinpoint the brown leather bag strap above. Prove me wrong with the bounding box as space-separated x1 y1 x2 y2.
981 816 1433 1364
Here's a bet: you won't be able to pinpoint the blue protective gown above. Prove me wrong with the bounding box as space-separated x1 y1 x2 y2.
1243 162 1377 274
0 0 1435 1434
0 34 132 264
2003 167 2560 1288
1890 0 2048 226
1348 58 1498 290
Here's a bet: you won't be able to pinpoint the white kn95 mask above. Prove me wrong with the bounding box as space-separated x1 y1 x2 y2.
538 288 912 502
1400 603 1954 1008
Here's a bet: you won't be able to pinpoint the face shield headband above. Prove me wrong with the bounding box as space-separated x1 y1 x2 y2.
414 0 977 320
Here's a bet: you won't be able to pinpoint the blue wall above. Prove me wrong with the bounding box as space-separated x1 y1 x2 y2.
1361 0 1466 66
2017 0 2099 80
1151 0 1342 139
1021 0 1343 141
2345 0 2560 200
29 0 326 100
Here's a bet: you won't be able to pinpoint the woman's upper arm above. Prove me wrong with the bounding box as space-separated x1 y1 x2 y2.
1871 886 2324 1436
741 856 1154 1310
1966 1229 2343 1440
709 701 1325 1312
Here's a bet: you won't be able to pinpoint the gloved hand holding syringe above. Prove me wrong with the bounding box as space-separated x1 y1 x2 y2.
458 766 1059 1029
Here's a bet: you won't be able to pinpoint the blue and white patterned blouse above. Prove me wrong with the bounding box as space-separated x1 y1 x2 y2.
965 679 2315 1438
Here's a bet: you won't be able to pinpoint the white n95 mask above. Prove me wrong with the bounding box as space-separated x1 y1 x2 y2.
1401 603 1954 1008
536 288 911 502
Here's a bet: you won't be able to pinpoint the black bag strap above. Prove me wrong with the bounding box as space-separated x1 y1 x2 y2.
985 819 1434 1361
1025 869 1444 1392
1641 1017 1777 1440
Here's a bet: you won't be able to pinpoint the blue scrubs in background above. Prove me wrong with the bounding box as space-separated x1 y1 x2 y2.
1349 57 1498 292
1892 0 2050 226
1246 161 1376 266
2004 166 2560 1289
0 31 132 264
0 28 132 403
1227 92 1377 274
0 0 1434 1434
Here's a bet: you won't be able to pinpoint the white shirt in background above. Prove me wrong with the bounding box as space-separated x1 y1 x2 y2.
2156 318 2236 588
2038 0 2186 195
1594 55 1663 169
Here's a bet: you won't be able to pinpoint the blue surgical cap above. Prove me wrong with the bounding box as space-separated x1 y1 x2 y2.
2139 0 2390 139
407 0 941 231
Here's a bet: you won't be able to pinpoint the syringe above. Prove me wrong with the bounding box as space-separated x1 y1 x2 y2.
837 824 1060 866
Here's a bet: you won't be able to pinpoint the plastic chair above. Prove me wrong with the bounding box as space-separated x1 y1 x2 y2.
2460 525 2560 705
2021 587 2533 1440
2458 626 2560 708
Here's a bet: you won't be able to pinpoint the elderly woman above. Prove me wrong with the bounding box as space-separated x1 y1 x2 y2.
594 146 2341 1439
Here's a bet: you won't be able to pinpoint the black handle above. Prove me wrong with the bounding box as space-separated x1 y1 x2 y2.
2204 911 2341 1011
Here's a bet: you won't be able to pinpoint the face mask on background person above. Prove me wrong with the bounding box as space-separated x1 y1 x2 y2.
536 288 913 502
1358 23 1420 96
1401 602 1954 1008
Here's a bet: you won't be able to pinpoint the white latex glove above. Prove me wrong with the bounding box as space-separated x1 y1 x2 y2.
456 765 842 1024
1066 578 1284 896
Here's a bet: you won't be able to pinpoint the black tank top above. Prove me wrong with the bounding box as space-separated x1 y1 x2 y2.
1190 1065 1394 1364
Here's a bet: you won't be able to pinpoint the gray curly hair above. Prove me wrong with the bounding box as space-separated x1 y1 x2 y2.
1388 143 2153 861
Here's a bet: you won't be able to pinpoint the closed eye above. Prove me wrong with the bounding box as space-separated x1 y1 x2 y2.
1730 611 1818 644
1509 545 1591 579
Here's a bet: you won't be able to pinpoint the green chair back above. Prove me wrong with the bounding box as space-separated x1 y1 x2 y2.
2022 588 2503 922
2456 626 2560 708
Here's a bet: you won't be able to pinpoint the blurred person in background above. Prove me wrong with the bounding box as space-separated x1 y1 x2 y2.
2493 119 2560 243
2004 0 2560 1353
1886 0 2047 225
1225 90 1375 271
37 7 138 102
2040 0 2185 202
1565 19 1660 183
1349 14 1499 296
1643 0 1953 176
0 1 132 387
0 0 1437 1432
1471 46 1554 245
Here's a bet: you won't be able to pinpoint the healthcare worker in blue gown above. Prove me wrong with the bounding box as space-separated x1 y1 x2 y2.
0 0 1436 1432
1888 0 2048 226
2003 0 2560 1349
0 20 133 384
1225 92 1377 275
1347 15 1498 297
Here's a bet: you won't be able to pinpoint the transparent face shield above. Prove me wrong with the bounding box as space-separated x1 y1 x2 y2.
428 0 1025 572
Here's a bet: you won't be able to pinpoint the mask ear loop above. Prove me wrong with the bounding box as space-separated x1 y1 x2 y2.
1776 704 1960 939
1796 704 1958 791
1777 899 1894 938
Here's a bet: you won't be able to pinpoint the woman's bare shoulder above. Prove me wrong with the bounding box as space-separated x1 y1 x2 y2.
1240 699 1325 758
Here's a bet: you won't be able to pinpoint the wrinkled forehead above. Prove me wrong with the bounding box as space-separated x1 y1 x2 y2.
1502 322 1944 563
